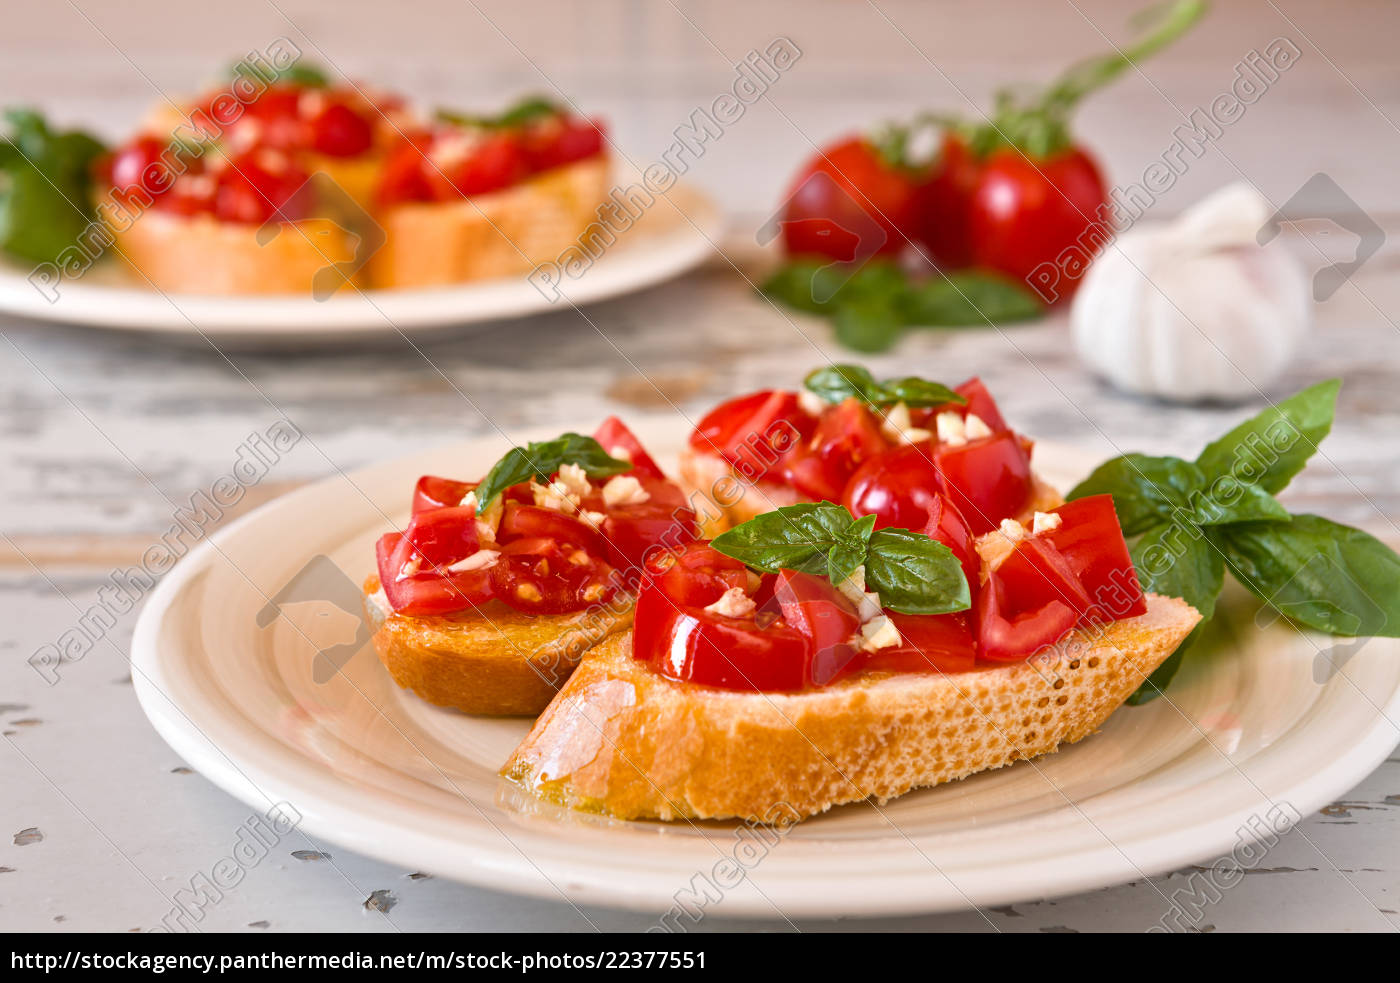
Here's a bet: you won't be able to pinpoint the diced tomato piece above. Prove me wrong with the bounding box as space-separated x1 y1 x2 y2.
634 595 811 692
374 507 493 616
489 537 615 613
413 476 474 514
1044 495 1147 621
308 100 375 157
975 574 1078 663
842 441 943 531
935 431 1033 534
599 499 696 571
769 570 861 686
861 612 976 675
426 130 528 198
780 398 888 502
377 136 435 205
690 390 813 482
918 495 979 591
523 115 606 172
993 537 1092 619
213 151 310 224
954 376 1009 433
592 416 665 481
497 503 604 552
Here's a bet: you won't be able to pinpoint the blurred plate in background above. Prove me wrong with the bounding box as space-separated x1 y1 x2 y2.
0 181 721 343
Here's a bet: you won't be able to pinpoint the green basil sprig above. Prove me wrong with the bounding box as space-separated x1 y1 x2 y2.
436 96 561 131
710 502 970 615
804 363 964 409
761 259 1043 353
0 110 106 265
474 433 631 509
1069 379 1400 703
228 59 329 88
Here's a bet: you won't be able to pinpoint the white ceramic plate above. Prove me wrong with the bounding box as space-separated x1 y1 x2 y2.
130 422 1400 918
0 183 721 342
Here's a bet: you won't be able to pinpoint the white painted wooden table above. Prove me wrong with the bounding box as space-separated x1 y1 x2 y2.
3 0 1399 933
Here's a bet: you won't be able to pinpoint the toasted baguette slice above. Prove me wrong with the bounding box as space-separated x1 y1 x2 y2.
368 157 610 288
503 593 1199 821
678 444 1065 538
363 576 632 716
106 206 365 296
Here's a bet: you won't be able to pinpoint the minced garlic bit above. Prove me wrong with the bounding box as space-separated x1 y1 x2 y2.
532 477 581 514
798 390 827 417
935 411 967 446
601 474 650 507
608 444 633 462
999 518 1028 542
515 583 543 603
556 463 593 499
461 490 503 542
879 401 933 445
397 555 422 580
704 586 756 619
836 565 884 623
447 549 500 573
580 510 608 530
964 413 993 440
1031 511 1063 535
860 615 902 651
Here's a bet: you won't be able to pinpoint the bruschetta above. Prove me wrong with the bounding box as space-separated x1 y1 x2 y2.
98 69 608 295
363 418 697 716
680 366 1062 538
504 496 1199 821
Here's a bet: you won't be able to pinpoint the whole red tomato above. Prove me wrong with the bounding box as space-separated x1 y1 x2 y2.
779 137 916 262
964 145 1107 301
913 136 1107 301
909 132 980 269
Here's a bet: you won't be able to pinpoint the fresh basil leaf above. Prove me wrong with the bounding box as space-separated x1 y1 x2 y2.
863 528 970 615
1068 454 1205 536
803 364 965 409
1121 525 1224 703
1195 379 1339 495
473 433 630 509
1190 476 1291 526
438 96 561 131
229 60 329 88
760 260 858 312
833 298 904 353
827 514 877 584
900 271 1043 326
0 110 106 265
1216 515 1400 637
710 502 856 574
874 377 963 407
803 364 880 404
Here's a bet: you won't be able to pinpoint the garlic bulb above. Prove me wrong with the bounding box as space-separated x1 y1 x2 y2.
1071 183 1311 402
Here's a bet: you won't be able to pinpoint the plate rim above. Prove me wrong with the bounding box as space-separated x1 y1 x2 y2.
129 433 1400 918
0 182 722 337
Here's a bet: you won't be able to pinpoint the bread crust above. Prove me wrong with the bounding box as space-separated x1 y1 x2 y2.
368 157 610 288
678 445 1064 538
105 156 609 294
503 593 1200 821
363 577 632 717
107 207 364 296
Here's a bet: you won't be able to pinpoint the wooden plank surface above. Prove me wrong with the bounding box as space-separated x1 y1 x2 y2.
2 0 1398 934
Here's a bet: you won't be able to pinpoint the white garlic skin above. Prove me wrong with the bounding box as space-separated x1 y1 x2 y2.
1071 184 1312 403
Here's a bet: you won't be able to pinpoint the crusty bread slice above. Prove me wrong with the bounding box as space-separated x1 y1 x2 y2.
678 444 1065 538
502 593 1199 821
362 575 632 717
368 157 610 288
106 207 364 296
103 156 608 295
